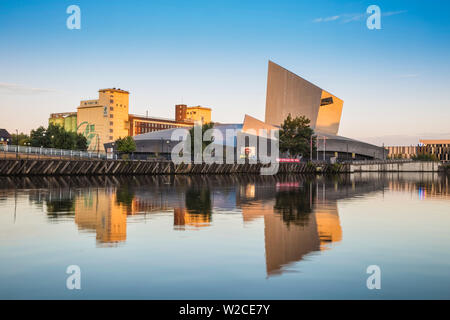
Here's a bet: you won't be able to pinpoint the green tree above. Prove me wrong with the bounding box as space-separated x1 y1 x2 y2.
29 124 87 150
30 126 51 148
11 132 30 146
279 114 315 159
188 122 215 159
116 136 136 153
74 133 88 151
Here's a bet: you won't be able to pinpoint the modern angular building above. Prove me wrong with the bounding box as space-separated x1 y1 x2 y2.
265 61 343 135
265 61 385 160
129 61 386 161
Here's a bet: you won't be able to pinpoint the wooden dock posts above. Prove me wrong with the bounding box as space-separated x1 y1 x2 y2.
0 159 322 176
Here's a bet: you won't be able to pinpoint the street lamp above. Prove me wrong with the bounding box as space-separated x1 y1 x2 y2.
166 140 170 159
15 129 19 158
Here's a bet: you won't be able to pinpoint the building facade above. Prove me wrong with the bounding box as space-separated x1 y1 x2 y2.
49 90 208 152
0 129 12 146
175 104 211 124
77 88 130 151
129 114 193 136
48 112 78 133
388 140 450 162
265 61 343 134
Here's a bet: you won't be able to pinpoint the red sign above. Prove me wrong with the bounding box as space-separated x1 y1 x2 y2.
277 158 300 163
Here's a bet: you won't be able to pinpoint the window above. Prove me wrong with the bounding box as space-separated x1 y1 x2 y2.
110 107 114 111
109 136 113 140
110 114 114 118
320 97 334 106
110 99 114 104
110 129 113 133
110 121 113 126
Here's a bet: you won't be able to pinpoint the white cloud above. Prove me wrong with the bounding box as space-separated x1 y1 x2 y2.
313 10 406 24
0 82 55 95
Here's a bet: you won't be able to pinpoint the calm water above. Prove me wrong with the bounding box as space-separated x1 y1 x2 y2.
0 173 450 299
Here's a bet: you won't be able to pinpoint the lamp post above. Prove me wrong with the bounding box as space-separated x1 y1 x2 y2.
166 140 170 160
15 129 18 158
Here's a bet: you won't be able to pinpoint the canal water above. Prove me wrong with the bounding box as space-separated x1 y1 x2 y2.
0 173 449 299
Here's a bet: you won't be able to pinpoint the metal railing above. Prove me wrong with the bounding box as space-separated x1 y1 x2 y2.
0 144 109 160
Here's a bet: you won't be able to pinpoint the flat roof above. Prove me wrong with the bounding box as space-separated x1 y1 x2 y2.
420 139 450 144
187 106 211 111
99 88 129 94
129 114 194 124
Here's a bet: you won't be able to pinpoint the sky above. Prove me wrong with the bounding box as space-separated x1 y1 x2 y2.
0 0 449 146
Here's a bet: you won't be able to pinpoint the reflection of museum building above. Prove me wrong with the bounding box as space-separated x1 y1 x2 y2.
239 187 342 276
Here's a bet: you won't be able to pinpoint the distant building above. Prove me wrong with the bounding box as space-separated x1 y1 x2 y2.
77 88 130 152
0 129 12 145
130 61 386 161
175 104 211 124
388 140 450 162
48 89 210 152
129 114 192 136
48 112 77 133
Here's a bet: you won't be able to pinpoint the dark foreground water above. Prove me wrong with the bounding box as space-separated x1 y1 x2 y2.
0 173 449 299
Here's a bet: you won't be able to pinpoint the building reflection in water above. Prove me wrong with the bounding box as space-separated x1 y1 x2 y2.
74 189 128 246
240 181 342 276
4 173 447 272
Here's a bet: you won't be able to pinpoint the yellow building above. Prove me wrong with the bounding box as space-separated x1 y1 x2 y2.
48 112 78 133
77 88 130 151
175 104 211 124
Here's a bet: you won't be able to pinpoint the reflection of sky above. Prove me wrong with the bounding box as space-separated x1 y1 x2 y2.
1 174 450 299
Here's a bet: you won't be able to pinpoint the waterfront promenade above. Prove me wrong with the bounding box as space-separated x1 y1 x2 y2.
0 158 443 176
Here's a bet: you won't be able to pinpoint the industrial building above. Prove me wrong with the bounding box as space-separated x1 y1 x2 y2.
388 140 450 162
129 61 386 161
49 88 211 151
48 112 78 133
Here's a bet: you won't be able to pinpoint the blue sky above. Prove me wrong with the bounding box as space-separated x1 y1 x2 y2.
1 0 449 145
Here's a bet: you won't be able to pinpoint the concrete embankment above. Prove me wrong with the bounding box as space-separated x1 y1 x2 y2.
349 161 440 172
0 159 319 176
0 159 442 176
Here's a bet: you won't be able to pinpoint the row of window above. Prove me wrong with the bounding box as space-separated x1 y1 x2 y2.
134 122 183 135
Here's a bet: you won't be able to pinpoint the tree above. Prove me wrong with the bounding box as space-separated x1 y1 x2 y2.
29 124 87 150
279 114 315 159
11 132 30 146
188 122 215 159
30 126 51 148
74 134 88 151
116 136 136 153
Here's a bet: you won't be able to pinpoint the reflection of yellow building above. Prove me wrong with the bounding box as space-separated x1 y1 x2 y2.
173 208 211 229
74 189 127 245
77 88 130 151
